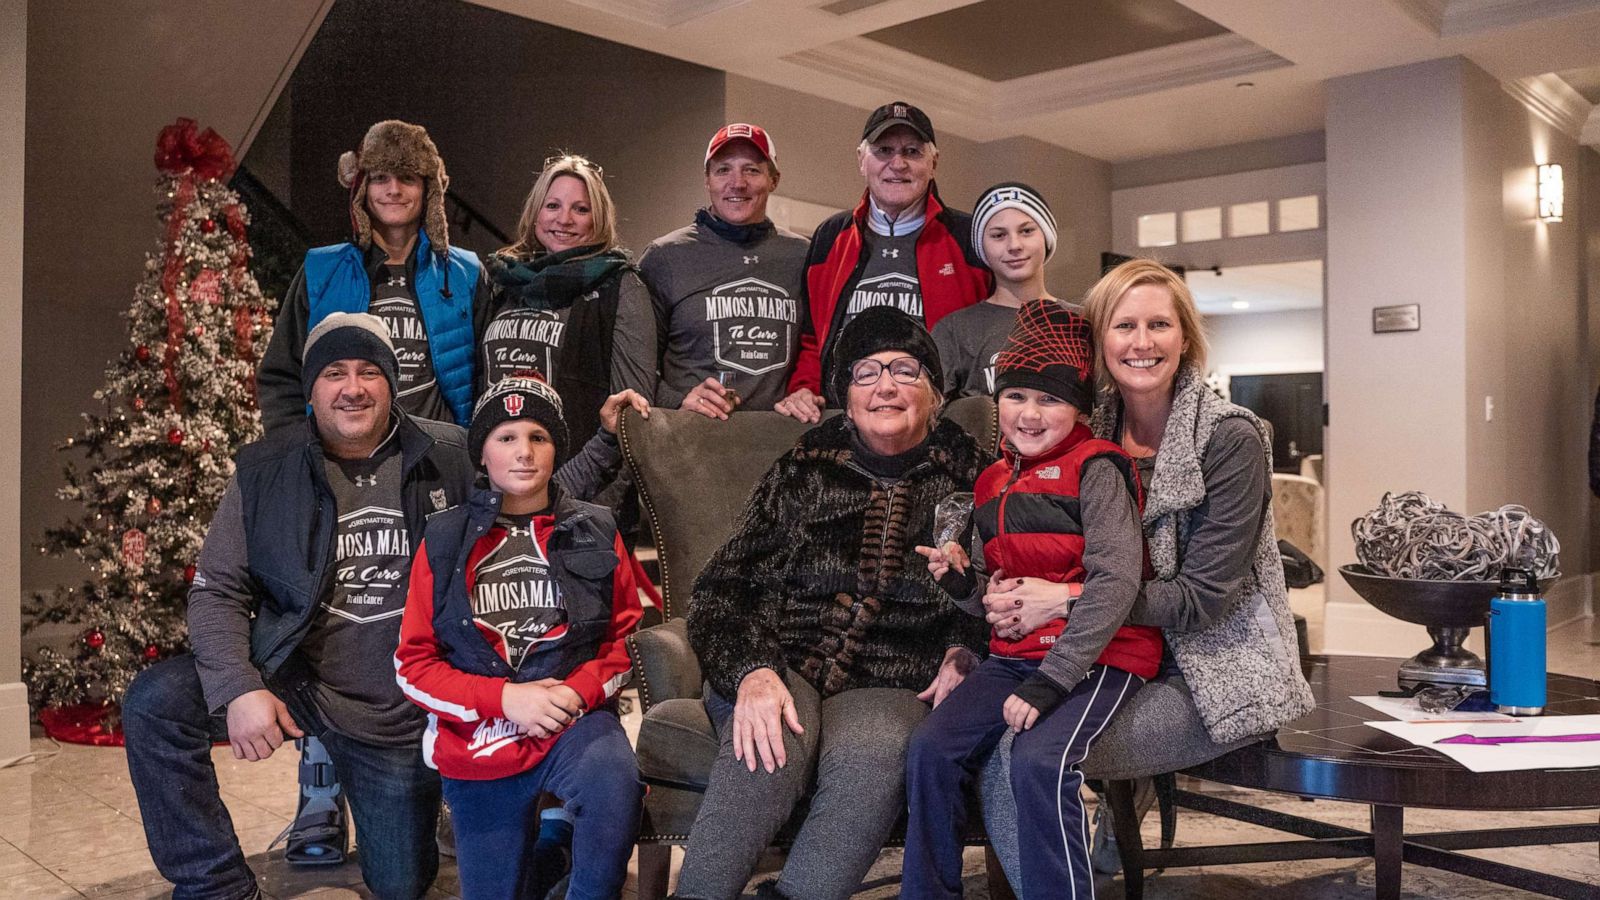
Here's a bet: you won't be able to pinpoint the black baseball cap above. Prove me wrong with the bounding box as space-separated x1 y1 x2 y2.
862 101 935 144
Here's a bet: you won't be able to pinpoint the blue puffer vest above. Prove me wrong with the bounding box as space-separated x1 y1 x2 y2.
304 230 481 426
422 485 620 684
235 414 476 680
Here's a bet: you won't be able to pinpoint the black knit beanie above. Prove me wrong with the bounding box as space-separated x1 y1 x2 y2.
993 298 1095 413
469 374 570 467
826 305 943 406
301 312 399 400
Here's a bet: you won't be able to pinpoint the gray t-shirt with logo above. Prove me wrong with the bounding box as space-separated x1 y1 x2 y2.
932 301 1019 398
639 221 809 411
297 440 422 746
844 229 924 326
471 513 566 670
369 263 450 423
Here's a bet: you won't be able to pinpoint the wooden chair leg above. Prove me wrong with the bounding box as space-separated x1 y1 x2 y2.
984 844 1018 900
637 842 672 900
1154 772 1178 849
1107 779 1146 900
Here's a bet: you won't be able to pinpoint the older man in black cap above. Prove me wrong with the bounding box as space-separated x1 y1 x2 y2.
775 101 993 423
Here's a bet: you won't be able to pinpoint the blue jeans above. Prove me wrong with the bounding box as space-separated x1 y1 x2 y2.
441 709 642 900
123 655 441 900
902 657 1143 899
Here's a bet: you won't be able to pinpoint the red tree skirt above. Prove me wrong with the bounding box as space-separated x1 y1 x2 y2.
39 703 125 746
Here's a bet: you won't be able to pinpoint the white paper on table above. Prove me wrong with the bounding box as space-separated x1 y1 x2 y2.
1366 715 1600 773
1352 695 1516 723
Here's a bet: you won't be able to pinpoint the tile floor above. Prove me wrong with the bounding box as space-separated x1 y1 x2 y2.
0 616 1594 898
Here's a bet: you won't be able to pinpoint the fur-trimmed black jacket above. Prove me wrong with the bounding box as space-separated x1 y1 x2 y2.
687 415 989 700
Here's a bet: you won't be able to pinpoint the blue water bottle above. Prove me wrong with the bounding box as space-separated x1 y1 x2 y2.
1488 567 1546 715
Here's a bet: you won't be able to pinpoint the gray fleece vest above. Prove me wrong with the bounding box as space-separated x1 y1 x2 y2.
1093 365 1315 743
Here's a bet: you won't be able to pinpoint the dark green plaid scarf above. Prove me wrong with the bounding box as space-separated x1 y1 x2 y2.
486 244 634 311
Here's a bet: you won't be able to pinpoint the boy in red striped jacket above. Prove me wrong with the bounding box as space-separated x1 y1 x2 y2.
395 375 643 899
903 299 1163 898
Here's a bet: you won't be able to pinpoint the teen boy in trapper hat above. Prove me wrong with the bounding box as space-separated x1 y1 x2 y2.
259 120 492 432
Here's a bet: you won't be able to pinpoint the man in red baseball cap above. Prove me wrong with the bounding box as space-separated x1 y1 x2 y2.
638 124 809 418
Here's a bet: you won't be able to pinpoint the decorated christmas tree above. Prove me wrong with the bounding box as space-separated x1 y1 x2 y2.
24 118 277 716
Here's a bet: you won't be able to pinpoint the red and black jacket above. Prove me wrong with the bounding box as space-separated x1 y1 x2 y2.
394 486 642 780
788 184 992 396
974 423 1164 679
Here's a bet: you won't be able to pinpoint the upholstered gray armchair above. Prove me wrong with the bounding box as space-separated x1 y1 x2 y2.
618 397 1006 899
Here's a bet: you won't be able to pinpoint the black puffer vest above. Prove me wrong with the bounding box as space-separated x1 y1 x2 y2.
235 415 476 679
422 485 621 683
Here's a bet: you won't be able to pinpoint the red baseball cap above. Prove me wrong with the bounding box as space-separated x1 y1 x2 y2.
705 123 777 167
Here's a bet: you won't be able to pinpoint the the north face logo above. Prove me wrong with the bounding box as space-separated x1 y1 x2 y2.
503 394 524 416
940 263 955 276
1038 466 1061 480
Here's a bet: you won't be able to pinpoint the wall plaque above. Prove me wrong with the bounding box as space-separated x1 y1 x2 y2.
1373 304 1420 333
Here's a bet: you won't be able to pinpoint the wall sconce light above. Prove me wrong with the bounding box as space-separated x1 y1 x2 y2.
1538 163 1563 222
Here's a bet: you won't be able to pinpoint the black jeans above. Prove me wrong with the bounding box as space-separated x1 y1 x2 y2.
122 655 441 900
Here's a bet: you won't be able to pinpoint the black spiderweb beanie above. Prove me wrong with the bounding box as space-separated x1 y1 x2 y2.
993 298 1095 413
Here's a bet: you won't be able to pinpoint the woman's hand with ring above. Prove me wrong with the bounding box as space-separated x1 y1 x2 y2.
985 576 1074 641
680 376 736 420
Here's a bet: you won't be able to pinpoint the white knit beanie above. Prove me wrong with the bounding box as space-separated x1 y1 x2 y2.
971 182 1057 267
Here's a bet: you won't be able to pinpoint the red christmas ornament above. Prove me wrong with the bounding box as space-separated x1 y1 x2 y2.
131 396 146 411
144 643 161 661
146 497 162 515
135 345 152 363
200 439 213 453
192 325 205 337
183 564 196 583
84 629 105 651
121 528 147 569
167 428 184 446
189 268 222 306
200 218 216 233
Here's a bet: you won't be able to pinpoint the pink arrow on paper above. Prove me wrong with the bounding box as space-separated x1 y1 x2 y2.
1436 733 1600 746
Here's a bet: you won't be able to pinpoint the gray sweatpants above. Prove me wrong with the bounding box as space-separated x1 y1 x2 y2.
675 670 929 900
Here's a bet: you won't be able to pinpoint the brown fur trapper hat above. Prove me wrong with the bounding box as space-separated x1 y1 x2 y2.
337 120 450 253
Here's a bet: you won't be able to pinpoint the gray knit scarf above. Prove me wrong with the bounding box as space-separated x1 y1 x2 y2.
1092 364 1315 743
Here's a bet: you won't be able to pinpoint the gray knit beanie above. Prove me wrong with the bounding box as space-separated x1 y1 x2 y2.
301 312 399 400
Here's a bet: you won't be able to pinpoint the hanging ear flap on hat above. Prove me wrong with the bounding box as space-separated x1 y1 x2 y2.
339 150 373 249
423 156 450 254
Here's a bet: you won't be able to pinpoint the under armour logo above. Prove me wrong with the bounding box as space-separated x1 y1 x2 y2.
883 248 900 259
354 474 378 487
744 255 759 265
386 275 407 287
507 525 531 538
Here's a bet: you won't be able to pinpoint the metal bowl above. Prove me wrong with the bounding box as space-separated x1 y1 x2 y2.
1337 565 1555 628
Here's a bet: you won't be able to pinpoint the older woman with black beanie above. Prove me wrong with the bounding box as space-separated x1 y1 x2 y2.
675 307 989 900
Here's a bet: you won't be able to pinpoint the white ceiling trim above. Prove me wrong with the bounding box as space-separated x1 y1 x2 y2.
1504 73 1593 142
1394 0 1600 36
786 32 1288 128
564 0 751 29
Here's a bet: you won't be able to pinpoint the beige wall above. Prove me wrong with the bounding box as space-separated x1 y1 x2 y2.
2 0 29 757
726 76 1113 299
1112 131 1326 191
21 0 328 601
1324 57 1593 656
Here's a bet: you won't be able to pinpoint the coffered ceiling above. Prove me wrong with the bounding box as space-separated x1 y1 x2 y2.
467 0 1600 161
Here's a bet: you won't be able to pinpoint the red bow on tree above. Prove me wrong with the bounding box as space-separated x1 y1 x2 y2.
154 118 236 182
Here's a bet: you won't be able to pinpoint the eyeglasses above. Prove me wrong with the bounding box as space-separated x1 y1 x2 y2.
543 155 605 178
850 356 926 387
866 144 928 163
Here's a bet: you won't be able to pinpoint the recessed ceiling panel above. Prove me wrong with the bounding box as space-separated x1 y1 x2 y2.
864 0 1230 82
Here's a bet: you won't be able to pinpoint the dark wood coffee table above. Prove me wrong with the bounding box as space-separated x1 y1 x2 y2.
1107 655 1600 899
